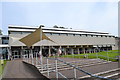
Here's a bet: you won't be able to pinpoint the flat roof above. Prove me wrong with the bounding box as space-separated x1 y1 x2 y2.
8 25 109 35
0 44 9 47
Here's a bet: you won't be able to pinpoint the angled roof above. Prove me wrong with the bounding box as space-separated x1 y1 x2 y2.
19 27 54 48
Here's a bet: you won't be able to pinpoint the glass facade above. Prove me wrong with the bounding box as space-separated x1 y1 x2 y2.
2 37 9 44
0 35 9 59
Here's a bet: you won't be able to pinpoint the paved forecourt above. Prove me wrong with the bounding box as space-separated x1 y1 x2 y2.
2 59 49 80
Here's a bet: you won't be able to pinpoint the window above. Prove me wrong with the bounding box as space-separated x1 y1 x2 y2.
2 39 8 44
87 35 91 37
93 35 96 37
45 33 51 35
81 34 86 37
105 36 107 37
60 33 67 36
103 35 106 37
21 32 32 34
98 35 101 37
52 33 60 36
68 34 73 36
75 34 80 36
10 31 22 34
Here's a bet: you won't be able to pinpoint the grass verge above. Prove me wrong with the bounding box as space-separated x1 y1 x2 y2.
0 60 7 77
61 50 120 62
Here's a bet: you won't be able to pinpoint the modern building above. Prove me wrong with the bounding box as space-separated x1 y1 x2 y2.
8 25 116 59
0 35 9 59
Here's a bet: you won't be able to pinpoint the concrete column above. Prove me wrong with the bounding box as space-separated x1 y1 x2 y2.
94 48 96 53
49 46 51 57
31 49 33 64
64 48 67 55
89 48 91 53
98 48 100 52
21 46 23 58
91 49 93 53
83 48 85 54
77 48 80 54
71 48 74 55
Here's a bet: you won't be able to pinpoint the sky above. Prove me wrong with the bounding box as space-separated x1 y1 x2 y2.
0 1 118 36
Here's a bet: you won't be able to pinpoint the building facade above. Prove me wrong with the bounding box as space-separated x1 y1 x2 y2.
0 35 9 59
7 25 116 59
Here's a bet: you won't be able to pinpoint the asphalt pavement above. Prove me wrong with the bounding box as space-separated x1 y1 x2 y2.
1 59 49 80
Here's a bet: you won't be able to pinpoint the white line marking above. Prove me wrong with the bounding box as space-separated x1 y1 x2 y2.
78 68 120 79
105 73 120 78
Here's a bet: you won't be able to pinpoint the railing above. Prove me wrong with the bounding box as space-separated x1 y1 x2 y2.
43 57 112 80
22 52 114 80
64 51 119 62
36 58 69 80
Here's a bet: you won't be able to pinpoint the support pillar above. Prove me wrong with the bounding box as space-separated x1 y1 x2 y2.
64 48 67 55
77 48 80 54
71 48 74 55
89 48 91 53
98 48 100 52
94 48 96 53
49 46 51 57
83 48 85 54
21 46 23 59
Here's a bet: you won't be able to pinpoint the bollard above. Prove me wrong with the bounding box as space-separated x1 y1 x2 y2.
41 55 43 72
36 52 37 65
47 58 49 78
55 59 58 79
74 68 77 80
32 54 34 65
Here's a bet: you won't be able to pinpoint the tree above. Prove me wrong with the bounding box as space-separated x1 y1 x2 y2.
53 25 58 28
0 29 2 35
40 25 45 27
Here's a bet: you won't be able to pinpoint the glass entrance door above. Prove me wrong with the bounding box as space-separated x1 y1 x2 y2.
12 50 20 59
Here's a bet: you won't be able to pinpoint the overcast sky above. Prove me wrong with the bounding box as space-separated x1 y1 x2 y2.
0 1 118 36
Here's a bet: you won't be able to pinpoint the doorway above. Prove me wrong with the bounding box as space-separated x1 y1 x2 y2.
12 50 20 59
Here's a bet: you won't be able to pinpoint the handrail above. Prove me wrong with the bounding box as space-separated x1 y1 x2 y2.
44 57 112 80
36 58 69 80
23 51 114 80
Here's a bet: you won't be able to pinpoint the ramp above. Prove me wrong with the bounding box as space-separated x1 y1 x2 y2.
1 59 49 80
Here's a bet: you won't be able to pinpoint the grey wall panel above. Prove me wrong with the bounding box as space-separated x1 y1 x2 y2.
9 34 115 47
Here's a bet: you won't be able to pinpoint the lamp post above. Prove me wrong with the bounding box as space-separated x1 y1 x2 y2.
55 48 58 79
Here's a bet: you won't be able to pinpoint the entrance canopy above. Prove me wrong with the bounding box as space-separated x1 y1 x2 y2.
19 27 54 48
